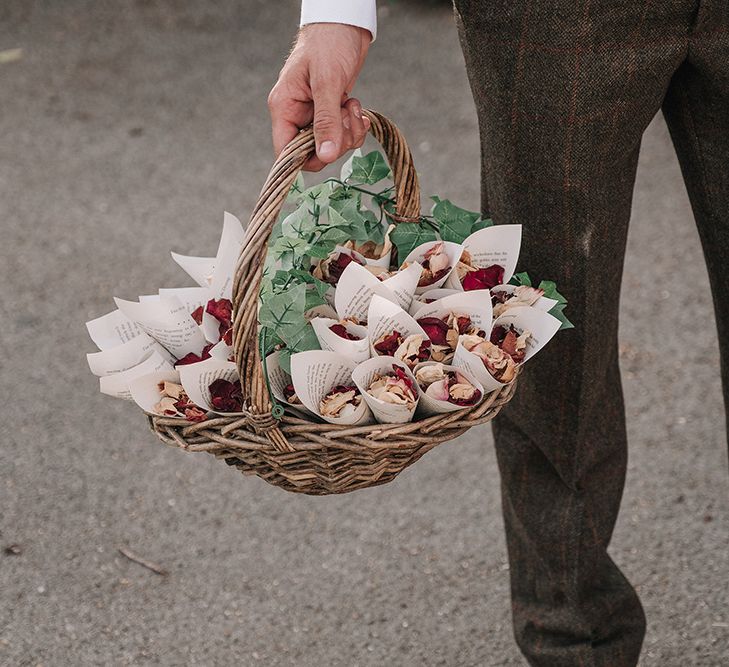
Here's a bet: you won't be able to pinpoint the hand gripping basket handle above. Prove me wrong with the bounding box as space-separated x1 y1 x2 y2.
230 110 421 439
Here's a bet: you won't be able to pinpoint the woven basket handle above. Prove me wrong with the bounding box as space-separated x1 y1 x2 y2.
231 109 421 419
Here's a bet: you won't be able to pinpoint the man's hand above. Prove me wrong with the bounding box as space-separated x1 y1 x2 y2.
268 24 372 171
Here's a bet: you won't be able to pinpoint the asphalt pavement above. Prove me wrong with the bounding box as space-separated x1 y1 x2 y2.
1 1 727 665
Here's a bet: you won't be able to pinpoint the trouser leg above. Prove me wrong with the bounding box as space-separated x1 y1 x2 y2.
662 6 729 448
453 2 695 664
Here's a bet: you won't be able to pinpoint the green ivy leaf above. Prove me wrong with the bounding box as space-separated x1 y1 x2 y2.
258 283 306 332
471 217 494 233
348 150 391 185
431 197 481 244
276 322 322 374
390 222 438 263
259 326 284 356
508 272 532 287
547 303 575 330
340 149 362 182
361 210 386 245
281 205 318 239
287 269 330 299
286 173 306 203
538 280 568 305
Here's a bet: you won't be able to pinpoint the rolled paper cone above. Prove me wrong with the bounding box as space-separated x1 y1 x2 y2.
408 288 460 316
305 303 339 321
290 350 374 426
411 289 494 333
86 308 143 350
491 305 561 364
209 212 246 300
265 351 316 418
334 261 402 324
413 361 484 415
352 355 420 424
380 261 423 311
99 351 174 400
310 317 371 363
403 240 464 294
114 295 208 359
367 294 428 359
170 252 215 288
445 224 522 291
157 287 209 313
452 305 562 392
490 284 559 314
178 357 243 416
315 245 369 308
345 223 394 269
451 338 507 393
87 332 175 377
129 369 184 415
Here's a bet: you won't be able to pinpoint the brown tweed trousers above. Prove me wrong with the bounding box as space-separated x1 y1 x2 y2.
453 1 729 665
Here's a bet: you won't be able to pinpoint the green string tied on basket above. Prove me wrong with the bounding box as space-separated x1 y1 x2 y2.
258 328 285 420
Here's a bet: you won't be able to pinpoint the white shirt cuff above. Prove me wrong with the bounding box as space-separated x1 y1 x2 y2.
300 0 377 41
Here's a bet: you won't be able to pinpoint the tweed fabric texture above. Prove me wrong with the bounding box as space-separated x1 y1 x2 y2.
454 1 729 665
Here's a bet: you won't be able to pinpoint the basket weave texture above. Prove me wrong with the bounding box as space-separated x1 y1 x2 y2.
148 110 519 495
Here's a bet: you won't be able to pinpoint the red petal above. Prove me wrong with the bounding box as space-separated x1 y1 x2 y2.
206 298 233 330
329 324 361 341
417 317 449 346
209 378 243 412
184 406 207 422
490 325 508 345
174 343 213 367
462 265 505 291
374 330 402 356
191 305 204 325
392 365 416 395
456 316 472 334
417 267 450 287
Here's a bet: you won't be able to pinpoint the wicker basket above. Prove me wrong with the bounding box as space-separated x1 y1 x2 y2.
148 110 519 495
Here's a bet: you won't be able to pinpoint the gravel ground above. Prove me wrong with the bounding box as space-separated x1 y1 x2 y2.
1 1 727 665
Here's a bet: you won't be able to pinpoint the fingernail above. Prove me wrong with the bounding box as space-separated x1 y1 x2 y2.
319 140 337 161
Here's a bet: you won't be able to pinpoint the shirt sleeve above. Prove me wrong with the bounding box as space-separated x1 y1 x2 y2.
300 0 378 41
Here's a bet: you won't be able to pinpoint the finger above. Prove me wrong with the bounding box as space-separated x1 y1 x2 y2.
311 75 346 164
343 98 368 149
340 107 356 151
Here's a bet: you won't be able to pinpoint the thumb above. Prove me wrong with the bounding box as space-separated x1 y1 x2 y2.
311 78 345 164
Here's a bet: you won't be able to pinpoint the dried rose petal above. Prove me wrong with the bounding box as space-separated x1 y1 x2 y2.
329 323 361 341
374 330 402 356
206 298 233 338
314 252 365 286
221 327 233 346
191 305 204 325
448 372 482 406
320 385 361 418
209 378 243 412
490 325 509 345
174 343 214 367
417 316 450 346
283 383 296 401
462 264 505 291
491 290 511 306
456 316 472 334
425 377 450 402
184 406 207 422
392 364 417 396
